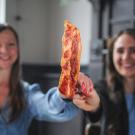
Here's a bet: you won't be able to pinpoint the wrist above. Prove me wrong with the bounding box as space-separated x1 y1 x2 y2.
91 100 102 113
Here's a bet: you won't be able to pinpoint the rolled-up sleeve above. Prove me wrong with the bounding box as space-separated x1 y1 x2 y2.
24 83 79 122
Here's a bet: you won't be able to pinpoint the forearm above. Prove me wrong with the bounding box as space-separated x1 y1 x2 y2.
28 86 79 122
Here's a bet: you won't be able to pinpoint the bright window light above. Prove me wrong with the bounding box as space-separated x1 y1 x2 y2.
0 0 6 23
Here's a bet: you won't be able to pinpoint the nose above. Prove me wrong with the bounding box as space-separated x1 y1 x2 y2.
0 44 8 54
122 51 130 60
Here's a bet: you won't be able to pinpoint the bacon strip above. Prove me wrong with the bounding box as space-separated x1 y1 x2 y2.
58 20 82 99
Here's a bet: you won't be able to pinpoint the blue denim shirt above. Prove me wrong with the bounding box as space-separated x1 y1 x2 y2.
0 82 79 135
125 93 135 135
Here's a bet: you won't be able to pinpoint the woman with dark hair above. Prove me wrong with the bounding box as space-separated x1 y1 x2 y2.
73 28 135 135
0 24 80 135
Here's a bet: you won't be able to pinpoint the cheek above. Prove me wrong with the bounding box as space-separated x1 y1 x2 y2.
113 55 117 64
113 53 121 68
113 52 117 64
132 54 135 59
11 48 18 59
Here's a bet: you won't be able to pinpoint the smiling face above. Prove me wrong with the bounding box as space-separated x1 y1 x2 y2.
113 33 135 79
0 29 18 71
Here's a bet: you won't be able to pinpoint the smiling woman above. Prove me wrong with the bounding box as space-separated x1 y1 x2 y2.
73 28 135 135
0 23 81 135
113 33 135 81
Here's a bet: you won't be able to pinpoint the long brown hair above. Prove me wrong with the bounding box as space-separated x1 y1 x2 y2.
0 24 26 122
107 28 135 90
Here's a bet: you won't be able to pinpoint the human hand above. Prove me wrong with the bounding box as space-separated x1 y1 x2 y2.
73 72 100 112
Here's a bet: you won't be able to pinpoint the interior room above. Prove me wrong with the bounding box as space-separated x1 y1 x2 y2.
0 0 135 135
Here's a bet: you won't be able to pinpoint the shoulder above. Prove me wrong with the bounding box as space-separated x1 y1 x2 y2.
21 81 58 97
22 81 40 91
21 81 42 96
94 79 110 100
94 79 108 90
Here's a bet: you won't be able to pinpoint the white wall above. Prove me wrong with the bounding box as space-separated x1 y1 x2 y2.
6 0 49 64
48 0 93 65
0 0 6 23
6 0 93 65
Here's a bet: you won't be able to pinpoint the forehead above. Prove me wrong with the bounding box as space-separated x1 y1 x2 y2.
0 29 17 42
114 34 135 48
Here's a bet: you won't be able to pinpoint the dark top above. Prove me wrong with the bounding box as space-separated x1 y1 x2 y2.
87 80 130 135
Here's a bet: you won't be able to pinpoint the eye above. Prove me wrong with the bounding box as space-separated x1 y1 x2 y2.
116 48 124 54
8 43 16 47
130 47 135 53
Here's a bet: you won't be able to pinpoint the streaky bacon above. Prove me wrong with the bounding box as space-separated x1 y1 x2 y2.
58 20 82 99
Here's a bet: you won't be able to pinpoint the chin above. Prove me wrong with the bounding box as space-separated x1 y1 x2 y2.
0 64 12 70
123 73 135 78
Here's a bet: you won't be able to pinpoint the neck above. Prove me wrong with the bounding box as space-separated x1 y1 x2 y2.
0 70 11 108
124 77 135 94
0 69 11 92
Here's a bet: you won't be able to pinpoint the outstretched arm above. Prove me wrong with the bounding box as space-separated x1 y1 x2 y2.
24 82 79 122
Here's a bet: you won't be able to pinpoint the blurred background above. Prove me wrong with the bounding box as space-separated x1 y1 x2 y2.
1 0 135 134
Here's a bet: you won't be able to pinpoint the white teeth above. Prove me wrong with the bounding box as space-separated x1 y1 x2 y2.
0 56 9 60
123 64 132 68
